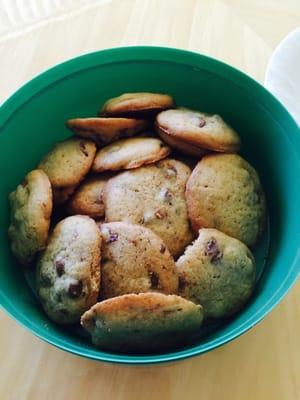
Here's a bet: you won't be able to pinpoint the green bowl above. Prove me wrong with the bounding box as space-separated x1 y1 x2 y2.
0 47 299 365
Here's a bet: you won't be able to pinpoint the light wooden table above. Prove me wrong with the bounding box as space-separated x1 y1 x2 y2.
0 1 299 399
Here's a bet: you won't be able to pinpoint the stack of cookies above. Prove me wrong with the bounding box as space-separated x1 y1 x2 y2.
8 92 266 353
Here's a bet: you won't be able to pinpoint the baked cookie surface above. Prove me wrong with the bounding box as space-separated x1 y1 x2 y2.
67 176 109 218
81 292 203 352
36 215 101 324
101 92 175 117
92 137 170 172
104 158 193 257
66 117 147 145
186 153 266 246
8 169 53 265
156 108 240 152
38 137 96 187
99 222 178 299
176 228 256 319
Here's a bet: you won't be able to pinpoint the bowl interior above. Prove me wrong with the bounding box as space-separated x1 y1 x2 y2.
0 47 299 364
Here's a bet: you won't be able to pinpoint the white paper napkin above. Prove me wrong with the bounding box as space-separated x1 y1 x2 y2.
265 27 300 126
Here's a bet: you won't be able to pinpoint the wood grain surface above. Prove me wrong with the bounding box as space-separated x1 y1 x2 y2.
0 1 299 399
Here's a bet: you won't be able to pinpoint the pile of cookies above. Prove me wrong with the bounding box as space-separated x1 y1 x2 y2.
8 92 266 353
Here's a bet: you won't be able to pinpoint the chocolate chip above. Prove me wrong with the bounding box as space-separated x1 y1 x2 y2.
79 141 89 156
55 259 65 276
150 272 159 288
160 188 172 203
165 166 177 178
198 118 206 128
40 274 52 287
211 252 223 264
105 232 118 243
155 209 167 219
178 276 186 291
68 281 83 298
204 238 223 263
160 244 166 253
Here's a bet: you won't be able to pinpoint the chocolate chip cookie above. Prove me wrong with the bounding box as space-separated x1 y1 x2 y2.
157 127 207 157
38 137 96 188
92 137 171 172
81 293 203 352
8 169 53 265
176 228 256 319
66 117 148 145
186 153 266 246
156 108 240 152
36 215 101 324
101 92 175 118
104 158 193 257
67 176 109 218
99 222 178 299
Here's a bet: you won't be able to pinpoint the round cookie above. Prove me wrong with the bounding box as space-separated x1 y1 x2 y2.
156 108 240 152
36 215 101 324
66 117 148 145
186 153 266 246
104 158 193 258
67 176 109 218
81 293 203 352
38 137 96 188
176 228 256 319
8 169 53 265
92 137 171 172
101 92 175 118
99 222 178 299
157 127 207 157
52 186 76 205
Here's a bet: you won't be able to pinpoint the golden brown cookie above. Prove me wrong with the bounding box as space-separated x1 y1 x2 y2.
156 108 240 152
81 293 204 352
66 117 148 145
92 137 171 172
99 222 178 299
36 216 101 324
8 169 53 265
157 126 207 157
38 137 96 188
186 154 266 246
177 228 256 319
67 176 109 218
104 158 193 258
101 92 175 118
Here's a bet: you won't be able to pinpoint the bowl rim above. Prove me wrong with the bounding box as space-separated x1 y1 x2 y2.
0 46 299 365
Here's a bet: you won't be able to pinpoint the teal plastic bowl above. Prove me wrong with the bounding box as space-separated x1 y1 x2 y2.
0 47 299 365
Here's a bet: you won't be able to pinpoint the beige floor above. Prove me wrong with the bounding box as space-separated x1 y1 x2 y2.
0 1 299 399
